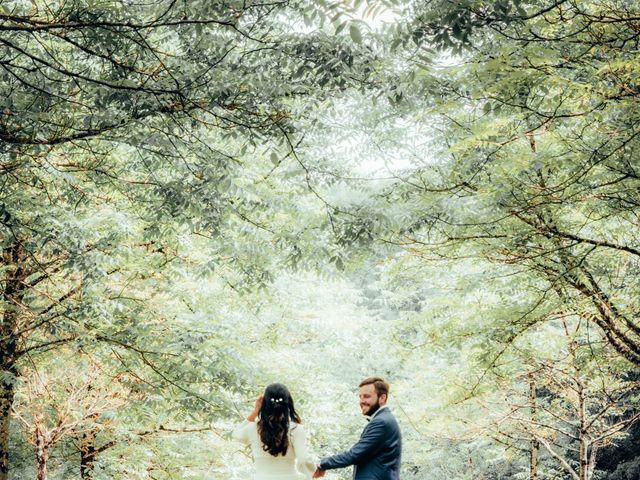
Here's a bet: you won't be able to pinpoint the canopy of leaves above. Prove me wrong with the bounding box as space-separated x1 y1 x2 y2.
3 1 640 480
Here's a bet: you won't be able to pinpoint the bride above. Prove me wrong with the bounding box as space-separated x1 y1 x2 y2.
233 383 316 479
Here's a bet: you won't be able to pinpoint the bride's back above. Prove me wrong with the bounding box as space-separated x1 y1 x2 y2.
232 384 316 479
233 420 315 479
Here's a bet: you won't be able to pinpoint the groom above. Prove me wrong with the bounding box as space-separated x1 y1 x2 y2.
313 377 402 479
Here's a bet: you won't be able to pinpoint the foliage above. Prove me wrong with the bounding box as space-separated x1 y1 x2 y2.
0 0 382 478
3 0 640 479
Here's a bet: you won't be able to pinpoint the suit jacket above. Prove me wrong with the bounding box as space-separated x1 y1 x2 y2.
320 407 402 480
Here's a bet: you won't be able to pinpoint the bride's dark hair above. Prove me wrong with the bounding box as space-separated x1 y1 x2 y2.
257 383 302 456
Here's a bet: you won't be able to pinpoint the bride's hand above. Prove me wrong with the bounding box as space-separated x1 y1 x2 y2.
253 394 264 413
247 394 264 422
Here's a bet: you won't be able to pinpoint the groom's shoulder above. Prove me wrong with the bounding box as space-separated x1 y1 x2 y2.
372 408 396 424
380 407 394 417
377 408 399 428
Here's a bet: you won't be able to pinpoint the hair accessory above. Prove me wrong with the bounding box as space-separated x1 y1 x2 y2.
270 397 284 403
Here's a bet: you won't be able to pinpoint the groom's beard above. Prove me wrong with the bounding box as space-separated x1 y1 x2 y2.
363 401 381 417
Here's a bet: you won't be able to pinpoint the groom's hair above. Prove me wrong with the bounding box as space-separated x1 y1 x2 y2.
359 377 389 397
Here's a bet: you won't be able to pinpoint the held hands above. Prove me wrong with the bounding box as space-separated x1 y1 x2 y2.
247 394 264 422
312 467 325 478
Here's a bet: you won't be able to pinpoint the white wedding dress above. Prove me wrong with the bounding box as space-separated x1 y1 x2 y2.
232 420 316 480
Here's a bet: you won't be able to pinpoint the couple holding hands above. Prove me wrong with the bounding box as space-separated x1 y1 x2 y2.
232 377 402 480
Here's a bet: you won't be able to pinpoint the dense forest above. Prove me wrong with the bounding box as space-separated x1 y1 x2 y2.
1 0 640 479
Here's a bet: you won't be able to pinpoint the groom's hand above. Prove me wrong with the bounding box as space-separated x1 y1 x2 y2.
313 467 325 478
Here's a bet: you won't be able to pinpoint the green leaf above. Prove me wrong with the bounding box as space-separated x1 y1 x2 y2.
349 24 363 44
335 21 347 35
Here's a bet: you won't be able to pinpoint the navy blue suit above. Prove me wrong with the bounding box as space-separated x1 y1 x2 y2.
320 407 402 480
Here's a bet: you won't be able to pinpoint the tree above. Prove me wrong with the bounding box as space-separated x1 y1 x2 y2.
337 0 640 366
474 319 640 480
11 350 126 480
1 1 381 478
364 245 640 479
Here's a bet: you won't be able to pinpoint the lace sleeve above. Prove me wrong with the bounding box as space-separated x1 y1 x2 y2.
232 420 254 444
290 424 317 478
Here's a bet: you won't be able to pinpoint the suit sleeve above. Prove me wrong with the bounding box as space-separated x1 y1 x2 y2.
320 420 386 470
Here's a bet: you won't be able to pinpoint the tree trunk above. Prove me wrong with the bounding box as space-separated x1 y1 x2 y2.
578 384 589 480
528 373 539 480
0 241 27 480
35 426 48 480
530 438 539 480
579 437 590 480
80 429 97 480
0 379 14 480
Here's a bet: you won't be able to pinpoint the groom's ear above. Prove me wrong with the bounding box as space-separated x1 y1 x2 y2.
379 393 388 404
